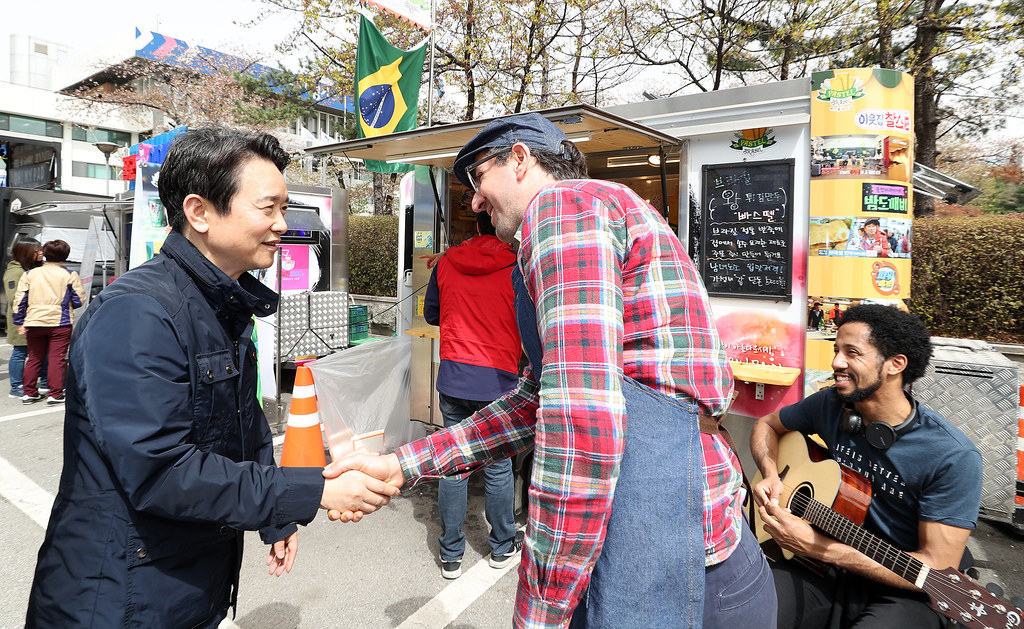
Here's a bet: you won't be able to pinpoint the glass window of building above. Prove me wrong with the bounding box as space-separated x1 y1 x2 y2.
0 113 63 138
72 161 118 179
71 127 131 146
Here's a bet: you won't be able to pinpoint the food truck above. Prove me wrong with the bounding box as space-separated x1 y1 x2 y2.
307 68 1021 529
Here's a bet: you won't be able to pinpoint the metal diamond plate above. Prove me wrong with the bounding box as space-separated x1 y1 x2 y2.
913 339 1020 524
276 292 349 361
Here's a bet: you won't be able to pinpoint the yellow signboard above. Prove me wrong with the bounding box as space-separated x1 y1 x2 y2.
807 68 914 369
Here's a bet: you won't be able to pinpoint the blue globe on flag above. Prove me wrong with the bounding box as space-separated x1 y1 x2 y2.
356 55 410 137
360 84 396 130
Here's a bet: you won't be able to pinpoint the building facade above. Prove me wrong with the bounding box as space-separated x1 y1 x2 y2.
1 29 354 196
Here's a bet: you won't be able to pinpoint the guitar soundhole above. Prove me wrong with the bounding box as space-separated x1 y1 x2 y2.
790 484 813 518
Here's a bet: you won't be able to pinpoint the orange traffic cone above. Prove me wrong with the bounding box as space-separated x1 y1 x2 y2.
280 364 326 467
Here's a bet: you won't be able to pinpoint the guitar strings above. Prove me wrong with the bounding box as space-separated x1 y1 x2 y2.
770 485 1015 621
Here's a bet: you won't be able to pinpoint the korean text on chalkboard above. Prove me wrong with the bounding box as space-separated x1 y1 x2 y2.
700 160 794 300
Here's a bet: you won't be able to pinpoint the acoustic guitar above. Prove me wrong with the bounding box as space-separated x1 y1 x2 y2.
751 431 1024 628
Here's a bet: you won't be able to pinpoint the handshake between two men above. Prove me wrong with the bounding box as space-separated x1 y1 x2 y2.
318 450 405 522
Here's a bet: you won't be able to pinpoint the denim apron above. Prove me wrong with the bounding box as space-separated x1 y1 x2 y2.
511 267 705 628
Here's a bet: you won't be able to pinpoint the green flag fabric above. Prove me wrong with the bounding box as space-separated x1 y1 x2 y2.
355 14 428 173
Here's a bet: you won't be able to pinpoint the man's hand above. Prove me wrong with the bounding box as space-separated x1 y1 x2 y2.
419 253 444 269
267 531 298 577
320 469 400 519
751 474 785 509
323 452 405 521
758 499 831 561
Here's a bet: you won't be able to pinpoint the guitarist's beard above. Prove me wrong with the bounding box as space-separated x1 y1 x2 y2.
834 364 884 404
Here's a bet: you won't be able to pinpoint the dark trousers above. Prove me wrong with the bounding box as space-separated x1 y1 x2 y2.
773 559 942 629
24 326 71 398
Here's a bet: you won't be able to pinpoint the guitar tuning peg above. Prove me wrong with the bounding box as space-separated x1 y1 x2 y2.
985 583 1004 598
1011 596 1024 610
965 567 980 579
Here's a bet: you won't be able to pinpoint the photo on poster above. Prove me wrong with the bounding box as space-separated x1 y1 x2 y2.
808 217 852 255
810 134 911 182
257 244 322 293
845 217 911 258
810 217 911 258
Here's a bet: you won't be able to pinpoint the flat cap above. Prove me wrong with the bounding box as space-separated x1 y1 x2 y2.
453 113 569 188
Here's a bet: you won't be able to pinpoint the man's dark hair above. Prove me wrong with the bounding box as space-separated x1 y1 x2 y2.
492 140 589 181
840 304 932 384
42 239 70 263
864 218 881 227
476 211 496 236
11 237 41 271
158 127 290 232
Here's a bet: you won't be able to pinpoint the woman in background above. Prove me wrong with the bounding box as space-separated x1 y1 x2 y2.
5 238 43 398
13 240 85 405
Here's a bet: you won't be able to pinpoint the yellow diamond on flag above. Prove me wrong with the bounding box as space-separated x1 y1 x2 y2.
357 57 408 137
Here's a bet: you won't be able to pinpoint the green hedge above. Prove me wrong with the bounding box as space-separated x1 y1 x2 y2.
348 215 398 297
910 215 1024 343
345 213 1024 342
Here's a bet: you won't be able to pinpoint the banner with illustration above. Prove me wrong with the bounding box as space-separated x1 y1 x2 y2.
807 67 913 371
128 164 171 269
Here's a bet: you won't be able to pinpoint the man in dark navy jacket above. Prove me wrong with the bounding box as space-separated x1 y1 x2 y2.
423 212 523 579
26 127 398 628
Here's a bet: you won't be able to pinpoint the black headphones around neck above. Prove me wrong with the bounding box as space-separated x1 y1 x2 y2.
840 394 919 451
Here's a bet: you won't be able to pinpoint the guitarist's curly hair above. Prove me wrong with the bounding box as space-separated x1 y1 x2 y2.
839 304 933 385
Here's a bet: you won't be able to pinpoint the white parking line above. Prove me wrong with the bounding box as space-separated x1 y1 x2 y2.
0 406 64 424
2 408 507 629
396 554 518 629
0 454 53 527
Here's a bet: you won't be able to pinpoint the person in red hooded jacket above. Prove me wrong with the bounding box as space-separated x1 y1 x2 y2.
422 211 523 580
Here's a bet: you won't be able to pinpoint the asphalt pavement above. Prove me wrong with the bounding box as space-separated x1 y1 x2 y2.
1 340 1023 628
0 360 522 629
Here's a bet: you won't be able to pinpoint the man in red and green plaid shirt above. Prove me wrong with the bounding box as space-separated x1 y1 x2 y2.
326 113 777 629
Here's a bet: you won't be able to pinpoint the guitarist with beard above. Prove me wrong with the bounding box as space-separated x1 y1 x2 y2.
750 304 982 629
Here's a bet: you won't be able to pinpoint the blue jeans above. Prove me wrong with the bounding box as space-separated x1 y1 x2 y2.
704 517 777 629
11 346 47 394
9 345 27 394
437 393 516 561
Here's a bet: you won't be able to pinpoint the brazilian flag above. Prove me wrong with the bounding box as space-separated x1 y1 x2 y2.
355 15 428 173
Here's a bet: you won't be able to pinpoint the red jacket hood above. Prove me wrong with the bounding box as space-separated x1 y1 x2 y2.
443 234 517 275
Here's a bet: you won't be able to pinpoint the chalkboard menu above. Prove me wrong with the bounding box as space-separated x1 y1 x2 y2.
701 159 794 300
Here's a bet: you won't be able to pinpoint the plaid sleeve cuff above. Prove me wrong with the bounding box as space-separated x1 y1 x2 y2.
514 591 575 629
396 439 439 486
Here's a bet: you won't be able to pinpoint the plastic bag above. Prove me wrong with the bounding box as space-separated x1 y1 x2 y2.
308 335 417 460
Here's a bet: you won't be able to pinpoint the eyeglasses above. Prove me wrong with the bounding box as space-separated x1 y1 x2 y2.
465 148 512 193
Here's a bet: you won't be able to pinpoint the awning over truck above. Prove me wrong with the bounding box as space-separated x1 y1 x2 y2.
304 104 683 167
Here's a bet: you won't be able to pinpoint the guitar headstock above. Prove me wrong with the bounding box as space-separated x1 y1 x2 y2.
924 566 1024 628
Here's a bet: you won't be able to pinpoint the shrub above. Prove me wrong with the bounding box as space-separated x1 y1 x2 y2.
348 215 398 297
910 215 1024 343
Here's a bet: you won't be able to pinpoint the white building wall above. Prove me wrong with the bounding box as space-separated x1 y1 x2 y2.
0 81 139 195
2 35 142 196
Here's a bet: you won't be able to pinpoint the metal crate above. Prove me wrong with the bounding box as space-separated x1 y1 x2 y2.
912 337 1021 529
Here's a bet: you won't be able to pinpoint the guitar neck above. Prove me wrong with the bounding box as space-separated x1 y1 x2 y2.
797 495 929 587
